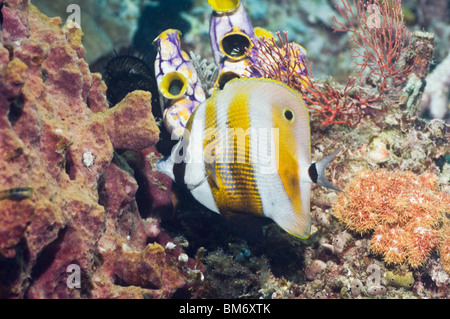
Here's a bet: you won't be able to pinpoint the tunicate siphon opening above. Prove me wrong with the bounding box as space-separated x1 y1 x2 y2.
160 71 188 100
220 33 252 60
207 0 240 12
217 71 240 90
169 79 185 96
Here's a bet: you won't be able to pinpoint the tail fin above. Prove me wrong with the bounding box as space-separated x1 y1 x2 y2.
309 148 342 192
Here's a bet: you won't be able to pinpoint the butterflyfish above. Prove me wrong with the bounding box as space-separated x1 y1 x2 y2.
158 77 341 238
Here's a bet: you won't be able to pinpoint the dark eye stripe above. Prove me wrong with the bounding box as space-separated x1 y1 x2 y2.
308 163 318 184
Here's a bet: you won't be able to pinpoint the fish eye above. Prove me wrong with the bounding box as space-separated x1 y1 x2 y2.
283 109 294 122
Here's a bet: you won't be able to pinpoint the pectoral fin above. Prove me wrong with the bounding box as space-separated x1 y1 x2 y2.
186 175 208 190
205 161 222 189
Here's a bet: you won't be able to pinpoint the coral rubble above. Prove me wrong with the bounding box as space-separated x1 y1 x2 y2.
0 0 200 298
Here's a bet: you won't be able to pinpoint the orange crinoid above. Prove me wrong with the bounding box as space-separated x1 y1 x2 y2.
333 170 449 270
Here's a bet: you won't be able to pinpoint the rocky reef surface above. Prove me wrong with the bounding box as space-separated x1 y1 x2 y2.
0 0 202 298
0 0 448 299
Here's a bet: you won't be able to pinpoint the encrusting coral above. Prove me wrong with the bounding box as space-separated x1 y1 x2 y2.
333 170 449 269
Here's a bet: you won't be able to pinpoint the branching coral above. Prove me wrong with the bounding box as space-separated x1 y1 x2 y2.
302 76 363 126
332 0 412 102
247 0 414 126
247 32 363 126
333 170 449 269
247 31 308 89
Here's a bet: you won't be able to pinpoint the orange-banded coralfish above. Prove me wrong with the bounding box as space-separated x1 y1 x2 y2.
158 78 341 238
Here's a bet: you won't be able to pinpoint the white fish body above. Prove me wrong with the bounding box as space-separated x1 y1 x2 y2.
158 77 340 238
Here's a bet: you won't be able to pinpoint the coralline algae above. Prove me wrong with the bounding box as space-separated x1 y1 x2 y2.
0 0 201 298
